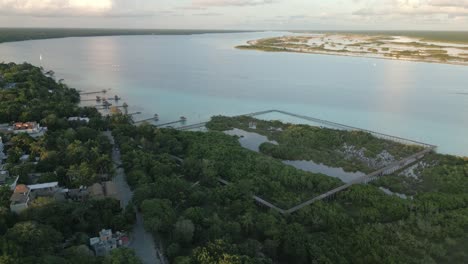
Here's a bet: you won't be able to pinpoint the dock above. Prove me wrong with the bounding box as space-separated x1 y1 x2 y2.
134 114 160 125
155 119 185 128
79 89 108 95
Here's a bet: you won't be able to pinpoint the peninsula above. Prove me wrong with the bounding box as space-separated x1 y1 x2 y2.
237 33 468 65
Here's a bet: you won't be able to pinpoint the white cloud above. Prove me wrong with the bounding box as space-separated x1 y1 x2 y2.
192 0 276 7
0 0 113 16
0 0 164 17
353 0 468 18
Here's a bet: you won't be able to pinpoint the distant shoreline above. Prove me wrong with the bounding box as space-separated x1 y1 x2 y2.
237 45 468 67
0 28 253 44
237 34 468 66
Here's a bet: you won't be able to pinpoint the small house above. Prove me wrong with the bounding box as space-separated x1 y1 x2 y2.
10 184 30 214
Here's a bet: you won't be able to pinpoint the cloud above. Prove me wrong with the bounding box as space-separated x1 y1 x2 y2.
0 0 161 17
0 0 112 15
191 0 276 7
353 0 468 18
193 12 223 16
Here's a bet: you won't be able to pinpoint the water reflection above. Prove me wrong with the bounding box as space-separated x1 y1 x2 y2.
224 128 278 152
379 187 410 199
283 160 365 183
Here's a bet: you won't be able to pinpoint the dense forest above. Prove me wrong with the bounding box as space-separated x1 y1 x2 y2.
113 116 468 263
0 63 139 263
1 63 467 264
207 115 424 173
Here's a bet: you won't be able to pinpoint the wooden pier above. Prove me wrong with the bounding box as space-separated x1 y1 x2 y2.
79 89 108 95
155 119 185 128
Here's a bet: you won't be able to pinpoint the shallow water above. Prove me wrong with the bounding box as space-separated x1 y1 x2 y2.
0 32 467 156
224 128 277 152
283 160 365 183
379 187 410 199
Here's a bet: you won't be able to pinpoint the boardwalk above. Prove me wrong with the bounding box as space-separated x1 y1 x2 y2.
216 145 434 215
217 178 286 214
175 109 436 214
284 146 434 214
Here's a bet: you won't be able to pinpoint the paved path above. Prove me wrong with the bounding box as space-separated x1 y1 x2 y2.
104 131 164 264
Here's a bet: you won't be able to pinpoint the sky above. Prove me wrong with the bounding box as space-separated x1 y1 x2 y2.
0 0 467 30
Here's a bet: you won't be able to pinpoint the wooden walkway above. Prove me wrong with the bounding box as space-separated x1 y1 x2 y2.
217 179 286 214
173 109 436 214
284 147 434 214
155 120 185 128
175 146 434 215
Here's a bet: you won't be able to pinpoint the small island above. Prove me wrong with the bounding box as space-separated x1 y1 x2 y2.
237 33 468 65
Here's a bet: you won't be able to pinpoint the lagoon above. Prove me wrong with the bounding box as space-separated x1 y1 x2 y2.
0 32 467 156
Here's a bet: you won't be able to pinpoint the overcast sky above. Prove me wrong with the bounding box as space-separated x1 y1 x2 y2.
0 0 467 30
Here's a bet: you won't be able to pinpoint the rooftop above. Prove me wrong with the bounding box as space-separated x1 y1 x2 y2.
13 122 38 130
28 182 59 190
90 183 104 197
14 184 29 194
10 192 29 204
68 117 90 123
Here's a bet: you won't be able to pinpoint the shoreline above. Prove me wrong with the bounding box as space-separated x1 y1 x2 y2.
236 44 468 67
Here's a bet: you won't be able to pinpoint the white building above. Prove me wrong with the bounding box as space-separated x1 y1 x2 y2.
0 136 5 165
68 117 90 123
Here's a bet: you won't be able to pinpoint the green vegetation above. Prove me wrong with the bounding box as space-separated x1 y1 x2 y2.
0 63 137 263
292 30 468 44
237 45 286 52
111 114 468 263
0 28 248 44
207 115 423 173
2 62 468 263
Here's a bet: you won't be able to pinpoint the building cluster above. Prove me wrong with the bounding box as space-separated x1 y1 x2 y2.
67 117 90 123
12 122 47 137
0 122 47 138
9 182 63 214
9 180 119 214
89 229 129 256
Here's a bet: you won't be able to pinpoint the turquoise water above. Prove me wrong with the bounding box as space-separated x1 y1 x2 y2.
0 32 467 156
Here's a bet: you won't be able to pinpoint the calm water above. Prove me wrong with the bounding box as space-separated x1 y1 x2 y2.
224 128 278 152
224 128 361 182
0 32 467 156
283 160 365 183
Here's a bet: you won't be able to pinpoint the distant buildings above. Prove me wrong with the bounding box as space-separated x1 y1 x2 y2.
10 184 31 214
12 122 47 137
89 229 129 256
9 182 63 214
0 136 5 165
0 122 47 138
68 117 90 123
